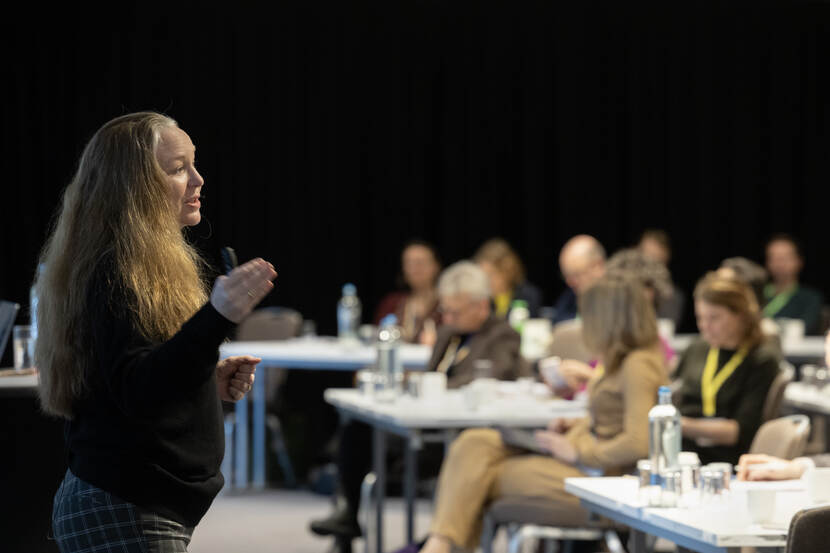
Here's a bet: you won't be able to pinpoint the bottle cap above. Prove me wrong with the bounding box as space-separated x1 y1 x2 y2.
658 385 671 394
511 299 528 308
380 314 398 327
342 283 357 295
678 451 700 466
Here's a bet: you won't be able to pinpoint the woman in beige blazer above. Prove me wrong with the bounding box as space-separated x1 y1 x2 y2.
419 274 668 553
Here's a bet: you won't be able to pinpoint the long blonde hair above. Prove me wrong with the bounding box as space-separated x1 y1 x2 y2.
35 112 209 419
579 274 659 374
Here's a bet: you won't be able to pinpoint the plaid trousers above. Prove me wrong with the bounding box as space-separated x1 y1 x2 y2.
52 470 194 553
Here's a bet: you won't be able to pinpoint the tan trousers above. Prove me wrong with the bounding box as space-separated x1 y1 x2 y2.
429 428 589 550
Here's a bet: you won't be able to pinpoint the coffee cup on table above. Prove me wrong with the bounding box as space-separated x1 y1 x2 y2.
746 488 777 524
808 467 830 504
420 372 447 401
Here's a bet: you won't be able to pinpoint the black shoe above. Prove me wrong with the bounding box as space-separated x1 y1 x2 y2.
310 505 362 538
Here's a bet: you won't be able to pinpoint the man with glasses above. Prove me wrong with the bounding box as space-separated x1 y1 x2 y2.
428 260 525 386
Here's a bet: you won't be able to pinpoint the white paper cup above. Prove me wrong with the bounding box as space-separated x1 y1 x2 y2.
420 372 447 400
808 467 830 503
746 489 777 524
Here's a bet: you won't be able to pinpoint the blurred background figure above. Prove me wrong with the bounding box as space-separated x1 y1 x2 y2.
541 248 678 397
374 240 443 346
310 261 524 551
637 229 685 328
763 233 824 335
473 237 543 320
675 272 781 465
429 260 526 387
418 274 667 553
717 256 783 343
552 235 606 324
718 256 768 307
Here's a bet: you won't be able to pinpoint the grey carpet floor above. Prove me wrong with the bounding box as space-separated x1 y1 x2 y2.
188 488 674 553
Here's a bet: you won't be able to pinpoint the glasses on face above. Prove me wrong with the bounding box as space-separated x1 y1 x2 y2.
562 263 595 283
438 302 474 319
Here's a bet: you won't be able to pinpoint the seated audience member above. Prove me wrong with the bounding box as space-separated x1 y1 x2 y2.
675 272 781 466
310 261 524 548
551 234 606 324
718 256 768 307
375 240 442 345
541 248 678 396
638 228 686 327
427 260 527 387
736 333 830 482
717 257 781 343
763 233 824 335
418 275 667 553
474 237 543 320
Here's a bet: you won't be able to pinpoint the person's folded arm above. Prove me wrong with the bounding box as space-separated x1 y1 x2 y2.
567 353 663 469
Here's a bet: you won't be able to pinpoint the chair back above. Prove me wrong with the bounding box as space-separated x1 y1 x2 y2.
0 300 20 360
762 361 795 422
787 505 830 552
749 414 810 459
236 307 303 341
547 320 593 363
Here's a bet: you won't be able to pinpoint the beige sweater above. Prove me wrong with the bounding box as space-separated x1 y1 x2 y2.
566 345 668 472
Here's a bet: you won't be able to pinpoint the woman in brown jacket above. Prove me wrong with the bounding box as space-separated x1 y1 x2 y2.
419 274 668 553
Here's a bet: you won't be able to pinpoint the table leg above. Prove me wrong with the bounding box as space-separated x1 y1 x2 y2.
252 367 266 489
373 426 387 553
629 529 648 553
234 394 249 489
404 432 421 544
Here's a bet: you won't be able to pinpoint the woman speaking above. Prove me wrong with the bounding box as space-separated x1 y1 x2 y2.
34 112 277 552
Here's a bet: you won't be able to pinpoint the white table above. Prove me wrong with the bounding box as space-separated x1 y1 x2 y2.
325 387 587 553
564 477 810 552
783 381 830 416
219 337 432 490
669 334 825 364
0 371 38 397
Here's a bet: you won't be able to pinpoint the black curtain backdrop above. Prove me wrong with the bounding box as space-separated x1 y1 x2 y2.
3 2 830 341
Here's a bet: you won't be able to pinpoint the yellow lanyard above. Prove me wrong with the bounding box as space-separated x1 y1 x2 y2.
700 345 749 417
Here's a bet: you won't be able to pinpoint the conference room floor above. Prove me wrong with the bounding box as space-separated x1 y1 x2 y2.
189 489 436 553
189 488 677 553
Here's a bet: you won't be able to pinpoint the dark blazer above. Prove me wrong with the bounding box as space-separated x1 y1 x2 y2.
551 288 578 325
426 314 527 388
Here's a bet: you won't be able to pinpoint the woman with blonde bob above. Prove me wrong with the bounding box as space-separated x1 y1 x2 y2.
675 272 781 465
418 275 667 553
37 112 277 552
473 237 543 319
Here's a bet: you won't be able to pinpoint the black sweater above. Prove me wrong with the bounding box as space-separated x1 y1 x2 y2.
65 267 235 526
675 339 780 465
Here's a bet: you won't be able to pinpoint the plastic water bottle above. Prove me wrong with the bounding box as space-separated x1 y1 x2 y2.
648 385 681 501
375 314 403 402
508 299 530 333
337 283 361 340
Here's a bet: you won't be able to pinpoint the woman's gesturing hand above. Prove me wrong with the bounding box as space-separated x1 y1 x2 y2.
210 258 278 323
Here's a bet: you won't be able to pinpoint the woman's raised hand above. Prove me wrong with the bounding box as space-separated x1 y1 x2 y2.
210 258 278 323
